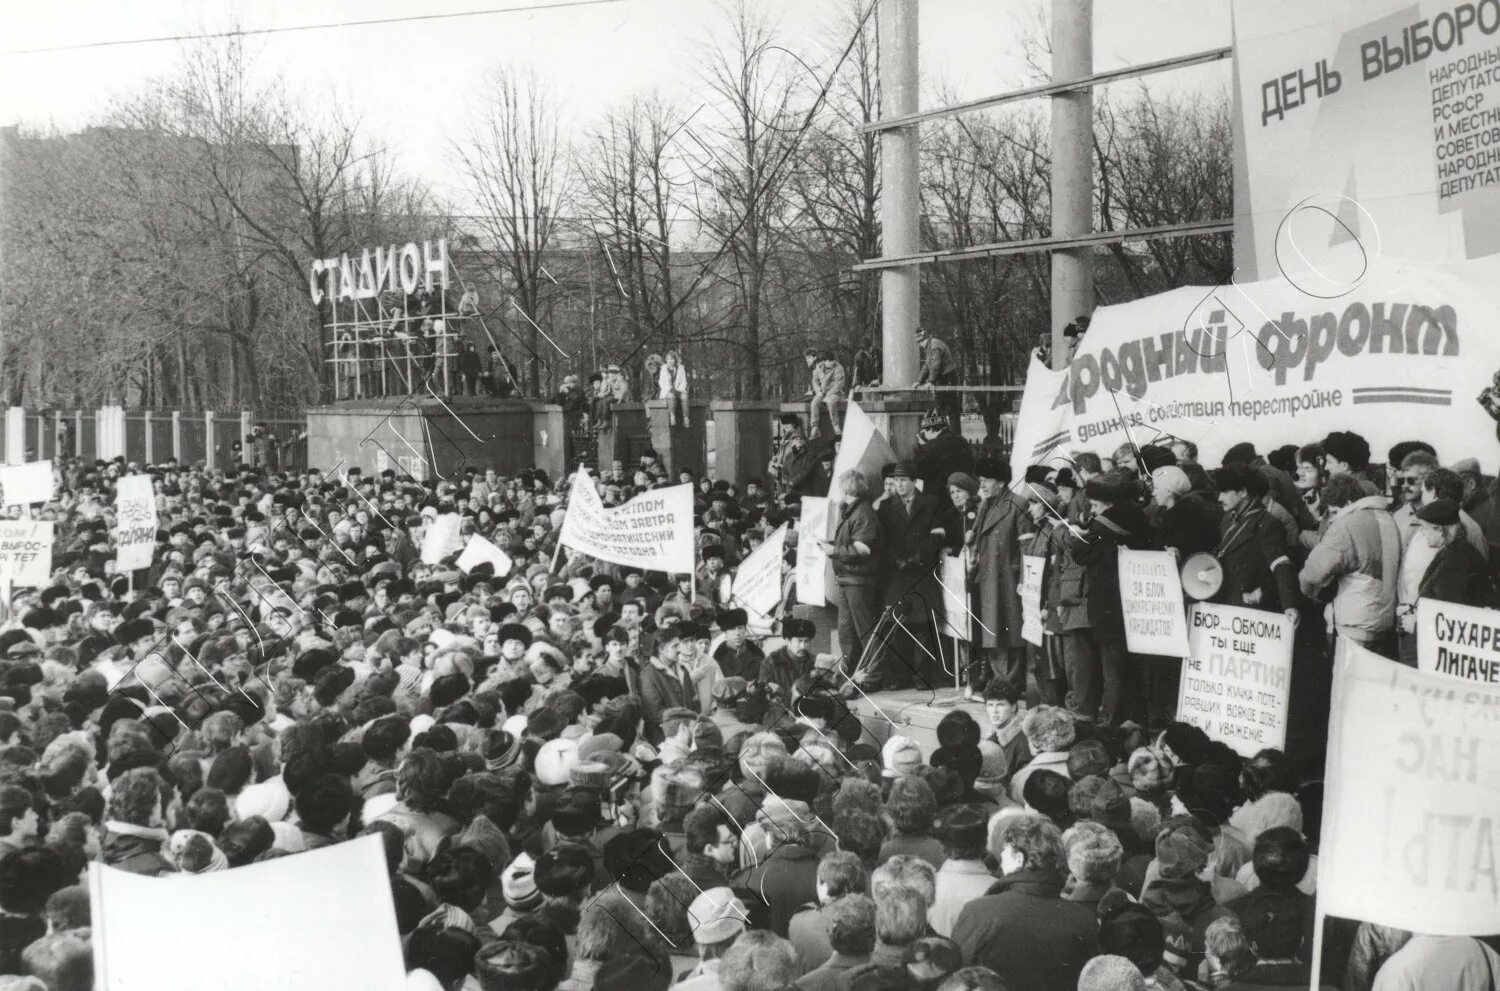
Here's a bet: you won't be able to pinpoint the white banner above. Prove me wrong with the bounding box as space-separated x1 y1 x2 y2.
0 460 52 507
1012 255 1500 471
1119 549 1191 656
734 523 787 620
420 513 464 565
1178 603 1292 757
559 473 695 574
90 834 405 991
114 475 157 573
1021 554 1046 647
939 552 969 642
1234 0 1500 282
1416 597 1500 684
795 496 829 607
1010 357 1071 486
0 521 53 587
456 533 514 578
1319 639 1500 934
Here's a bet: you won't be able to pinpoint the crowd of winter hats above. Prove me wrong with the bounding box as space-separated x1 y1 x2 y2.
0 450 1357 991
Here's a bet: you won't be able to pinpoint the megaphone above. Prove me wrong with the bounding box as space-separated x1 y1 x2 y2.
716 572 735 606
1181 552 1224 601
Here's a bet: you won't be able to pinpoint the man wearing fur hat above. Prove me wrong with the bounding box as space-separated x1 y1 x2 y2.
759 618 816 697
969 458 1027 700
873 463 946 691
913 409 975 502
711 608 763 681
1067 473 1157 727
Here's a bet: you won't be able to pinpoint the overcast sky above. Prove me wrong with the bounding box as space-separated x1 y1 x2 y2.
1 0 1233 203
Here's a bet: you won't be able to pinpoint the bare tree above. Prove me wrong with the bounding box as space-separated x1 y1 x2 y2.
453 65 571 395
686 0 804 398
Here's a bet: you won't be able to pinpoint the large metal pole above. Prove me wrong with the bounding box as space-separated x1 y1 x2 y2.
1050 0 1094 370
879 0 920 386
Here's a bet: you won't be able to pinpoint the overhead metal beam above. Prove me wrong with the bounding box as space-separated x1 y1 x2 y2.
851 218 1234 272
859 45 1232 133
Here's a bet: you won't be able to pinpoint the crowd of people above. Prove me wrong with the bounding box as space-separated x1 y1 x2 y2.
0 402 1488 990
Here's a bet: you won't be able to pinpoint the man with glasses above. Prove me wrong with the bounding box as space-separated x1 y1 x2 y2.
1390 450 1440 550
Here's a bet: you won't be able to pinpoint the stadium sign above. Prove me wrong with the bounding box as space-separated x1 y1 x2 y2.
309 239 449 303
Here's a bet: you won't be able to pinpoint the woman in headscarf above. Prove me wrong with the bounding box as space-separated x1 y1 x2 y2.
1398 498 1494 664
1151 465 1219 561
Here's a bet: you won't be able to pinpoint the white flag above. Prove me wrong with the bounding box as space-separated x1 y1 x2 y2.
0 460 53 506
734 523 788 620
456 534 514 578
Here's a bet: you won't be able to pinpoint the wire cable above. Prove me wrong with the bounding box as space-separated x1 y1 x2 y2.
3 0 628 57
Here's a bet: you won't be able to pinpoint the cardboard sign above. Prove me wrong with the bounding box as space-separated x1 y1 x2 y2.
1416 598 1500 684
114 475 158 573
1318 639 1500 935
1118 549 1190 655
735 524 787 620
0 521 53 587
938 551 969 642
90 834 405 990
559 473 695 574
0 460 53 506
1021 554 1046 647
1178 603 1292 757
456 534 514 578
419 513 464 565
796 496 830 607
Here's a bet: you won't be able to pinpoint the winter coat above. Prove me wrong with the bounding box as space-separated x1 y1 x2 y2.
913 430 975 502
1299 495 1402 639
809 360 846 400
951 867 1099 991
1216 502 1299 613
657 363 688 398
877 491 945 622
1418 537 1494 608
637 659 697 727
970 491 1026 648
828 498 882 583
1042 517 1090 632
1156 495 1220 559
1069 501 1156 642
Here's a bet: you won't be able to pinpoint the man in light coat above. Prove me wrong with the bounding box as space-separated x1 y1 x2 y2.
1299 472 1402 659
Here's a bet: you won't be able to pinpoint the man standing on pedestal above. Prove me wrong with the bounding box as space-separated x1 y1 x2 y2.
915 328 961 433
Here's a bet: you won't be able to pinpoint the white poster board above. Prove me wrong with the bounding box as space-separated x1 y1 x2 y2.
796 496 830 607
456 533 514 578
1178 603 1293 757
114 475 158 573
1020 554 1046 647
1416 597 1500 683
559 473 695 574
734 524 787 620
0 460 53 506
1118 549 1191 656
420 513 464 565
938 551 969 642
90 834 405 991
0 521 54 587
1318 639 1500 934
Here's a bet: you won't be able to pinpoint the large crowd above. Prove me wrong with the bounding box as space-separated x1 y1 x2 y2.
0 383 1491 991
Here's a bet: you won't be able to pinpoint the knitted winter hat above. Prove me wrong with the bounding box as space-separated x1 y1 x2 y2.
501 851 542 911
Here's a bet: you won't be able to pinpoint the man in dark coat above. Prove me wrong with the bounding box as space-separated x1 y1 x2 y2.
1415 499 1494 608
873 463 945 691
913 409 975 501
951 814 1098 991
1211 464 1299 618
1068 475 1157 728
969 459 1026 699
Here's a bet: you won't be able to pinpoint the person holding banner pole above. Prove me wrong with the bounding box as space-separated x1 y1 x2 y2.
820 469 882 678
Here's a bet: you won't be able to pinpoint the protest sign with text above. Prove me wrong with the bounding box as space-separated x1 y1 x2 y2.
0 461 53 507
734 524 787 620
795 496 829 607
559 472 694 574
1318 639 1500 934
114 475 157 573
1118 549 1190 655
1417 598 1500 684
1178 603 1292 757
0 521 53 587
1021 554 1045 646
